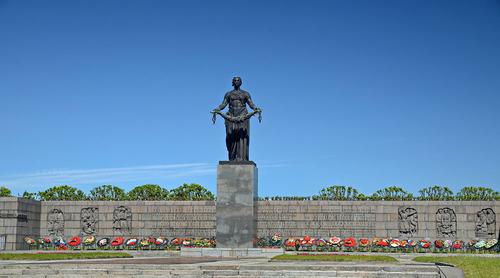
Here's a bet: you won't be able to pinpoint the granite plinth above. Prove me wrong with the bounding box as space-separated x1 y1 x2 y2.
216 162 258 248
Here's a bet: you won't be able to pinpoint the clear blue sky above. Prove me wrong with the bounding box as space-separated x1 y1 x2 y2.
1 0 499 197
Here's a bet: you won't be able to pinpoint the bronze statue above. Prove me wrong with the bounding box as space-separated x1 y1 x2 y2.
212 77 262 161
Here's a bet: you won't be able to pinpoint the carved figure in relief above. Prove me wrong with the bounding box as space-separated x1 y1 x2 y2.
398 207 418 236
113 206 132 234
436 207 457 237
476 208 496 238
47 208 64 236
81 207 98 235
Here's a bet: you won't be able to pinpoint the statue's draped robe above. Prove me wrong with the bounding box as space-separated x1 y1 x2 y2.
217 90 257 161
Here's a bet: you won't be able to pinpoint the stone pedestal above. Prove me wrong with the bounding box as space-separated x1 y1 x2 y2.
216 161 258 248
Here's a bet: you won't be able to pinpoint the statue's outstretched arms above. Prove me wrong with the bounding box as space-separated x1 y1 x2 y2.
213 92 229 112
245 92 261 112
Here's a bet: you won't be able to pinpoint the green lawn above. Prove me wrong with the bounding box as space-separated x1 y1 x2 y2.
414 256 500 278
272 253 397 262
0 252 133 260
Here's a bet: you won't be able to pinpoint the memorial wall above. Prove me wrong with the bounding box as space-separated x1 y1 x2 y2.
0 197 498 250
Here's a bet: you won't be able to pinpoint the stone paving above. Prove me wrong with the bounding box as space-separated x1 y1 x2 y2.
0 253 470 277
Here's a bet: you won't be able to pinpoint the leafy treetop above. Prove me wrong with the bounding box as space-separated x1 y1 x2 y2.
168 183 215 200
0 186 12 197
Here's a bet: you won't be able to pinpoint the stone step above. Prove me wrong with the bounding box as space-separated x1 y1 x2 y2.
0 263 442 278
237 264 439 273
0 270 440 278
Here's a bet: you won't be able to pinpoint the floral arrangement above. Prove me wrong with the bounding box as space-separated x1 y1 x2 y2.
400 240 409 248
299 235 315 250
53 237 68 250
24 237 36 246
453 240 463 250
444 239 452 249
23 234 498 253
374 238 389 247
485 239 498 249
359 238 370 247
111 237 124 247
155 237 167 246
68 236 81 247
170 237 183 249
418 239 431 249
468 240 477 249
125 238 138 247
434 239 444 249
389 239 400 248
83 235 96 245
408 239 417 248
97 238 109 247
139 238 150 247
343 237 357 248
270 233 283 247
316 238 327 250
182 238 192 247
328 236 342 246
474 240 486 249
194 238 215 248
284 238 297 249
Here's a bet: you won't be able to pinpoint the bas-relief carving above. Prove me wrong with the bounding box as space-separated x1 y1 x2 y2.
80 207 98 235
398 207 418 237
113 206 132 235
47 208 64 237
436 207 457 238
476 208 496 238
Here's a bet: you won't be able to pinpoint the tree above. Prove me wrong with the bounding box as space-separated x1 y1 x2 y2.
456 186 499 201
89 185 126 201
127 184 169 201
371 186 413 201
313 185 360 200
418 185 454 201
22 191 38 200
38 185 87 201
168 183 215 200
0 186 12 197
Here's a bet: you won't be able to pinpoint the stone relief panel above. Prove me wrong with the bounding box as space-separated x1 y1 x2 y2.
47 208 64 237
476 208 496 238
436 207 457 238
398 207 418 237
113 206 132 234
80 207 98 235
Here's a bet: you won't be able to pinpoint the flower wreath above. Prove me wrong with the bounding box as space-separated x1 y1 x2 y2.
390 239 400 248
418 239 431 249
328 236 342 246
83 235 96 245
111 237 125 247
359 238 370 247
68 236 81 247
125 238 138 247
452 240 463 249
344 237 357 248
97 237 110 247
434 239 444 249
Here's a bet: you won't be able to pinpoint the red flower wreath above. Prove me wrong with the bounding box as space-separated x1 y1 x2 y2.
344 237 357 247
359 238 370 247
68 236 81 247
111 237 125 246
434 240 444 249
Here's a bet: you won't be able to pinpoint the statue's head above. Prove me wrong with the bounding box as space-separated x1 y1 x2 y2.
232 76 242 89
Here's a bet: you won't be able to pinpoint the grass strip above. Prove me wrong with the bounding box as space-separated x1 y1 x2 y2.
272 253 397 262
414 256 500 278
0 252 133 261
